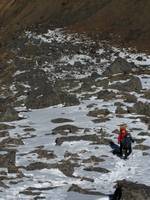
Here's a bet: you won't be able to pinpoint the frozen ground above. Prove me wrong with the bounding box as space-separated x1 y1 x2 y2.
0 29 150 199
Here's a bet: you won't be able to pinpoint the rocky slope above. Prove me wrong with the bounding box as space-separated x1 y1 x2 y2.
0 28 149 199
0 1 150 199
1 0 150 51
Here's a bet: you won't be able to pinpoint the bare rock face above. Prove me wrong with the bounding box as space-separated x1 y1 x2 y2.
103 58 133 76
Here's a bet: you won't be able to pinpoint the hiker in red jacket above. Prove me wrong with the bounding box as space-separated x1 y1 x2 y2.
118 126 134 159
118 127 127 157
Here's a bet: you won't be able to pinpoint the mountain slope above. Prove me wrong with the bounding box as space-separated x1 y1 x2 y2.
0 0 150 51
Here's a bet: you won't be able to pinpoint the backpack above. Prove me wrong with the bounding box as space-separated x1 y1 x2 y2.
122 134 132 149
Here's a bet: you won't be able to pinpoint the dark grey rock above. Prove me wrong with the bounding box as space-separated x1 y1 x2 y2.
123 93 137 103
51 118 73 123
58 159 74 177
55 134 101 145
68 184 103 195
97 90 116 100
103 57 133 76
115 106 127 114
133 101 150 117
52 124 82 135
84 166 110 173
0 107 19 122
133 144 150 151
118 180 150 200
88 108 110 117
110 76 142 92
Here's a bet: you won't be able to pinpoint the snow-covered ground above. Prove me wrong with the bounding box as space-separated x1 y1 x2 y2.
0 28 150 199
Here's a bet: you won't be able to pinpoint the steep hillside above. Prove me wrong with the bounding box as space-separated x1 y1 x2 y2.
0 0 150 51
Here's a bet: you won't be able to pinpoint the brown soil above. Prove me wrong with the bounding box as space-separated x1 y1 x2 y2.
0 0 150 51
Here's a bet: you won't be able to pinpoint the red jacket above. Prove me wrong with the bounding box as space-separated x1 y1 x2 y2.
118 128 127 143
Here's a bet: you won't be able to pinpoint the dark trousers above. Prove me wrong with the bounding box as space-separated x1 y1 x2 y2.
120 142 132 158
124 146 132 159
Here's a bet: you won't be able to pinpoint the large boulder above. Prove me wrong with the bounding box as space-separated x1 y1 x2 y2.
0 107 19 122
52 124 82 135
88 108 110 117
103 57 133 76
118 180 150 200
97 90 116 100
110 76 142 92
133 101 150 117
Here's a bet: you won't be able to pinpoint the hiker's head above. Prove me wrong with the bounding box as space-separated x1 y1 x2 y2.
120 127 127 134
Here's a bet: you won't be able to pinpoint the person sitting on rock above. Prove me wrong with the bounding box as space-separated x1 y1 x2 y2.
118 126 134 159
